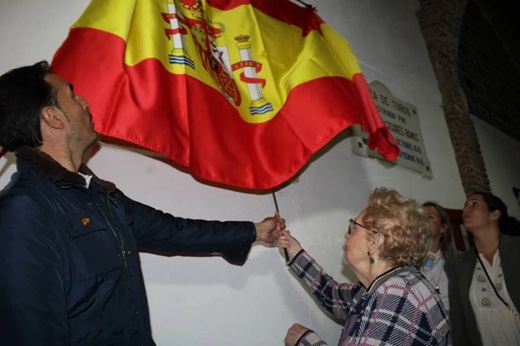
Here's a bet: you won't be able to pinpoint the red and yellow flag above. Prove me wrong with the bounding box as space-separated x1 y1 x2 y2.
52 0 398 190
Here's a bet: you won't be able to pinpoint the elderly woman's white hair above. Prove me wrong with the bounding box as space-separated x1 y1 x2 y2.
362 187 431 267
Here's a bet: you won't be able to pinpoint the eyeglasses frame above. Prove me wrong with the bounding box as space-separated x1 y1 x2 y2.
348 219 380 236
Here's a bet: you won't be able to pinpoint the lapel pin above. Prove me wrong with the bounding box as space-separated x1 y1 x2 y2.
81 217 91 226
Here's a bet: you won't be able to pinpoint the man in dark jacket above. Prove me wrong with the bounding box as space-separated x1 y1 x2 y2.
0 61 285 345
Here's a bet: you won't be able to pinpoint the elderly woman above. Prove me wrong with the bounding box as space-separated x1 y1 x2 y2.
421 202 453 314
449 192 520 346
278 188 450 346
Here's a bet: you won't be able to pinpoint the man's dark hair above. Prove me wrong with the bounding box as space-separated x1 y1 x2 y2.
0 61 58 151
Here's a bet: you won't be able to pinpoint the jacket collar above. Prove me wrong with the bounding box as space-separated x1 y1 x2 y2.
16 146 116 192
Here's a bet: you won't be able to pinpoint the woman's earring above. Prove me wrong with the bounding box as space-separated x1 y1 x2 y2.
368 252 375 264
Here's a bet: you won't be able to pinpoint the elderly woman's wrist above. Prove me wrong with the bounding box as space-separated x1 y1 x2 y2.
295 330 317 345
288 249 305 266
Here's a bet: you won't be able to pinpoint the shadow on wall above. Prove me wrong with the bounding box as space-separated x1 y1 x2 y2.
514 187 520 210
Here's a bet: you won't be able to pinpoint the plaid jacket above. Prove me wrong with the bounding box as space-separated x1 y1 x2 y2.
289 250 450 346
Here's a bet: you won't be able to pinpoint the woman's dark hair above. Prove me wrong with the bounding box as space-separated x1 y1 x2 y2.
0 61 57 151
422 201 453 259
470 191 520 236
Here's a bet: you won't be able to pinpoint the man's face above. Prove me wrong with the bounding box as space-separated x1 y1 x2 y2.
44 73 98 151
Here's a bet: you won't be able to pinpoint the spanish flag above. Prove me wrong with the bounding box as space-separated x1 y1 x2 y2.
52 0 398 190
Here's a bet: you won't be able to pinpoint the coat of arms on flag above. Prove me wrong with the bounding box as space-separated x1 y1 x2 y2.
52 0 399 190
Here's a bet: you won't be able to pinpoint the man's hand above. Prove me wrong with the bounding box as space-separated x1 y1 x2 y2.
254 212 285 244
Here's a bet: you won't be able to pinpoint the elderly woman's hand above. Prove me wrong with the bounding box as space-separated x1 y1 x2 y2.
277 230 302 261
284 323 310 346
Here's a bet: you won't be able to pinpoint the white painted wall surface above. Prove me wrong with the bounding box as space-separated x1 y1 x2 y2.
473 116 520 219
0 0 516 345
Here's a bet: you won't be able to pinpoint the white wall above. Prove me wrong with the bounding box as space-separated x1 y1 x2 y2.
1 0 516 345
473 116 520 219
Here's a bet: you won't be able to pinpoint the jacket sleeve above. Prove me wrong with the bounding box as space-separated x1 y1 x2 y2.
0 194 69 345
123 194 256 265
297 330 328 346
289 250 356 320
448 257 469 346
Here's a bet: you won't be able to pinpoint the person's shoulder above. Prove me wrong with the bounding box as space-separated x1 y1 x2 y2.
398 265 422 279
449 248 473 264
387 267 434 290
501 233 520 241
500 234 520 251
450 252 464 263
0 190 49 240
376 269 439 306
377 267 423 291
0 169 48 200
0 166 56 220
0 170 30 197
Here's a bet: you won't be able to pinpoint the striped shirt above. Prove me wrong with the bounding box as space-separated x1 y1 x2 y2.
290 250 450 346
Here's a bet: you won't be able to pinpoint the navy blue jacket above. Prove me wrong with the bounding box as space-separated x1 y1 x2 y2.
0 147 256 345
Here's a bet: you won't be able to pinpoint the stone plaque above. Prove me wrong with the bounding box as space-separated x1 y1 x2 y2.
351 81 432 177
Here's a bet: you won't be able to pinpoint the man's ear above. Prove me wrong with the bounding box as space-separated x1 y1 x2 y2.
41 106 65 130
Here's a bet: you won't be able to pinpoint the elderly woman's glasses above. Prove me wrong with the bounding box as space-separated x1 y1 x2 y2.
348 219 379 235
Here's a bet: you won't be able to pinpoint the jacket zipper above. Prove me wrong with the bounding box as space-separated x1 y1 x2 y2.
94 201 128 268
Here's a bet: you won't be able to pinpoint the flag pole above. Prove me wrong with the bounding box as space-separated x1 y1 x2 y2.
272 189 289 263
293 0 317 11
